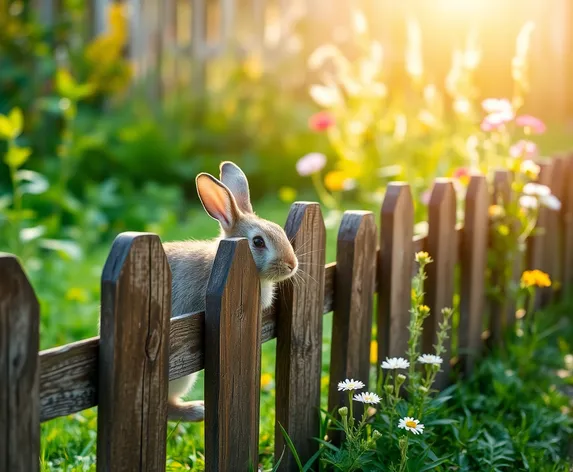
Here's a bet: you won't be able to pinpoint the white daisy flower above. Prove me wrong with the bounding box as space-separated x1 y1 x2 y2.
520 159 540 178
398 416 425 435
540 194 561 211
523 183 551 197
418 354 443 365
353 392 381 405
337 379 365 392
519 195 538 210
381 357 410 370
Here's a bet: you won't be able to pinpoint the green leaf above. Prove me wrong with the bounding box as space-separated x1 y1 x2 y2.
0 194 12 210
38 239 83 260
270 447 286 472
302 446 323 471
0 114 14 139
56 68 77 98
15 170 49 195
4 146 32 169
278 422 304 471
20 225 46 242
8 107 23 137
74 83 96 100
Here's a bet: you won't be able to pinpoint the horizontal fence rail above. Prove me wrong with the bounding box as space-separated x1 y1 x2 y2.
2 153 573 470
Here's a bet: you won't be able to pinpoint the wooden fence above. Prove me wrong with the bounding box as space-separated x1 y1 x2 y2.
31 0 573 119
1 154 573 471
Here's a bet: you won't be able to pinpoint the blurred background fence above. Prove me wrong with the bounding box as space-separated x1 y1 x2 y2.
32 0 573 121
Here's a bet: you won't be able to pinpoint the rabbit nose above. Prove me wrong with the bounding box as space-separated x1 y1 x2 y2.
286 258 298 272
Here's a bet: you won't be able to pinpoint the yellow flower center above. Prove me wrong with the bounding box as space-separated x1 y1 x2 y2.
405 420 417 428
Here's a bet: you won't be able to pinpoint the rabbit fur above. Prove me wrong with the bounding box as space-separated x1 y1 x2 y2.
163 161 299 422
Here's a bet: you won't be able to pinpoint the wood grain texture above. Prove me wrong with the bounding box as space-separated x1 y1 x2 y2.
97 233 171 472
0 255 40 472
458 176 489 375
204 238 261 472
40 337 99 422
563 154 573 291
275 202 326 471
424 180 457 389
328 211 377 426
545 156 565 302
378 183 415 364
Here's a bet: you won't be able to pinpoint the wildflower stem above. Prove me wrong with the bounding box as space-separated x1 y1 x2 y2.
398 436 409 472
348 390 354 429
311 172 338 209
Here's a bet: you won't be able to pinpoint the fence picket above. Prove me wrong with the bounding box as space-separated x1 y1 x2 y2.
204 238 261 471
275 202 326 470
377 183 414 364
459 176 489 375
191 0 207 91
0 255 40 472
97 233 171 472
545 156 566 301
328 211 377 429
563 154 573 292
424 179 457 389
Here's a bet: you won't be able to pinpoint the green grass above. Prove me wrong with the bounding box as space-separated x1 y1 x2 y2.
38 198 341 471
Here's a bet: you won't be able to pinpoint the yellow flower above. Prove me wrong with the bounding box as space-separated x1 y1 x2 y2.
278 186 297 203
418 305 430 316
497 224 510 236
370 340 378 364
84 3 131 95
415 251 432 265
520 269 551 288
324 171 346 192
488 204 505 219
261 373 273 389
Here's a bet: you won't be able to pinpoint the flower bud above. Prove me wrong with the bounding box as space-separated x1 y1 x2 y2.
419 305 430 316
384 385 394 394
415 251 432 265
418 386 429 393
338 406 348 417
396 374 407 388
371 430 382 440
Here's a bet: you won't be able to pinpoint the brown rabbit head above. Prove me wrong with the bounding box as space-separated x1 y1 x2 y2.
196 161 298 283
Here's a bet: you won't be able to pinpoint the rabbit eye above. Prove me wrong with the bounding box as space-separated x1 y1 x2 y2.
253 236 266 248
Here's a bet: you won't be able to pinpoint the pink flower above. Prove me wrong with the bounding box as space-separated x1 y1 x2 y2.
510 140 538 159
296 152 326 176
481 111 514 132
482 98 512 115
515 115 546 134
421 189 431 205
308 111 335 132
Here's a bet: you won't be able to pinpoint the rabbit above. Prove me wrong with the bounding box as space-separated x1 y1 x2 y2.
164 161 299 422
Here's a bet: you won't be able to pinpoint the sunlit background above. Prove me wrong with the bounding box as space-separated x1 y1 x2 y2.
2 1 573 470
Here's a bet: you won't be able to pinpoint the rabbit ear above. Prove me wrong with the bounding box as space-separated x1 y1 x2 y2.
219 161 253 214
196 173 240 230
